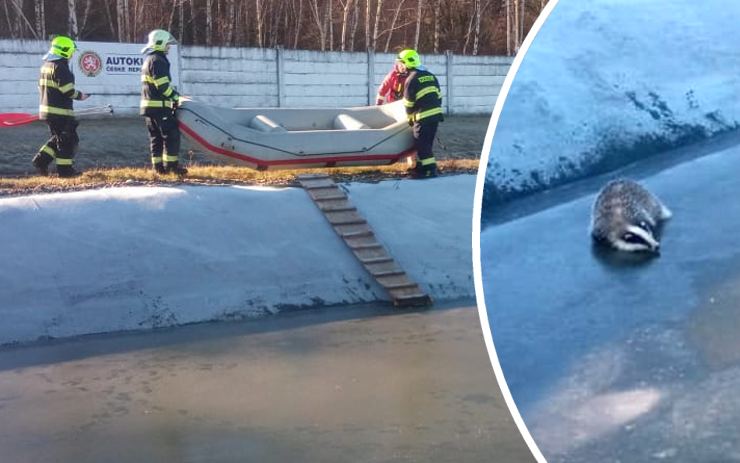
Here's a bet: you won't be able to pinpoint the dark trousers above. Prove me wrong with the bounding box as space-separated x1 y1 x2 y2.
145 113 181 168
35 117 79 170
413 121 438 168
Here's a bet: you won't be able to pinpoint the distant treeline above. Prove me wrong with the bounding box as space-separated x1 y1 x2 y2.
1 0 546 55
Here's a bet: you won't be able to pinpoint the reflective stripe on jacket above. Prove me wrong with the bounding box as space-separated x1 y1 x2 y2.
39 59 80 120
140 52 179 117
402 68 444 124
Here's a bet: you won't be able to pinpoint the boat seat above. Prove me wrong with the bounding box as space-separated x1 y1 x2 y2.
333 114 370 130
249 115 287 132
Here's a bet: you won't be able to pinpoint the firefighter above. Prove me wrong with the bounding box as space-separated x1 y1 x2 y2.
32 35 90 177
140 29 186 175
399 49 443 179
376 60 408 105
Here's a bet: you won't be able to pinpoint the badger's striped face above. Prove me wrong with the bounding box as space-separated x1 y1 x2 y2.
613 224 660 253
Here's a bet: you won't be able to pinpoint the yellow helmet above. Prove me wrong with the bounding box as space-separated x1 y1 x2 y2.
50 35 76 59
143 29 176 53
397 49 421 69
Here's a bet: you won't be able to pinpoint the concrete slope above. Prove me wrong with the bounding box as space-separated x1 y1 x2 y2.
0 175 475 344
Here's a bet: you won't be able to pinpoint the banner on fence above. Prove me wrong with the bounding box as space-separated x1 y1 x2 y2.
73 41 180 90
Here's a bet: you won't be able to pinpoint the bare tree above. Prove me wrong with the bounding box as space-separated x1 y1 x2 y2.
327 0 333 50
339 0 351 51
189 0 198 43
349 0 359 50
512 0 522 53
413 0 422 49
0 0 547 55
308 0 327 51
472 0 489 55
178 0 184 40
102 0 116 38
204 0 212 45
68 0 78 38
79 0 94 37
116 0 128 42
167 0 177 36
462 0 484 55
432 0 440 53
504 0 511 56
254 0 263 47
34 0 45 39
293 0 304 48
224 0 235 44
519 0 525 49
133 0 142 41
8 0 37 38
3 1 15 39
371 0 381 49
462 0 475 54
382 0 405 52
364 0 370 49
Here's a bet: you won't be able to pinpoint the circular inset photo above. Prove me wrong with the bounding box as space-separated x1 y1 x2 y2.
475 0 740 461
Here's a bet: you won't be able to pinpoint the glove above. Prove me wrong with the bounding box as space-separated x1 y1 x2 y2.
407 115 414 126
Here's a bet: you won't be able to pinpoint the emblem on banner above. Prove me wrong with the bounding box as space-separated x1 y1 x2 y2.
79 51 103 77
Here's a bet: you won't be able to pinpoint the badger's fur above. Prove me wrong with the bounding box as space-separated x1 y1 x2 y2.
590 179 672 253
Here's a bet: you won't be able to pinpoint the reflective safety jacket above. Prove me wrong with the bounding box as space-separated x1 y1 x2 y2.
39 59 82 120
376 69 407 105
402 67 443 124
140 51 180 117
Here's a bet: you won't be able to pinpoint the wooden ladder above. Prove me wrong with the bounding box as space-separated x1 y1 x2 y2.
297 174 432 307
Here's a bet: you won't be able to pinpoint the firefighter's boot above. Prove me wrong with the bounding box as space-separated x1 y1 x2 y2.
56 165 80 178
166 162 188 176
32 153 51 176
407 163 437 179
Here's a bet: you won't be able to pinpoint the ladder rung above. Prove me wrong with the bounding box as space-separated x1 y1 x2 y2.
306 185 336 190
331 219 366 226
323 206 356 213
341 230 373 238
395 293 429 300
351 243 383 250
373 270 405 277
314 194 347 200
385 282 419 290
361 257 394 264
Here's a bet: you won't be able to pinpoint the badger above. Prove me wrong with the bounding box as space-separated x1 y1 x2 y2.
590 179 672 253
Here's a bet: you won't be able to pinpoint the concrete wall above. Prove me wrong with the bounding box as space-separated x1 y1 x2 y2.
1 39 512 115
0 175 476 345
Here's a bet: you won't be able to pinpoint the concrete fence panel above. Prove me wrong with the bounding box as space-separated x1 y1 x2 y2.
0 39 513 115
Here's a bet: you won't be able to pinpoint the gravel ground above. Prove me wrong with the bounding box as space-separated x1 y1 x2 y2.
0 115 488 175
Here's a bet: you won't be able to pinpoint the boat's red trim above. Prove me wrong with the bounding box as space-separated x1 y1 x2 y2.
179 120 412 168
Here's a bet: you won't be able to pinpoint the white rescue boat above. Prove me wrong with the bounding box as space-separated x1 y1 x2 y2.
176 100 415 170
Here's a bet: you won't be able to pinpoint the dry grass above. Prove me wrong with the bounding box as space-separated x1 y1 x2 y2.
0 159 482 196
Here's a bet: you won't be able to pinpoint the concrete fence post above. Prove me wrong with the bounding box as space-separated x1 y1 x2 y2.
176 44 184 94
446 50 454 116
276 46 285 107
367 47 375 105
